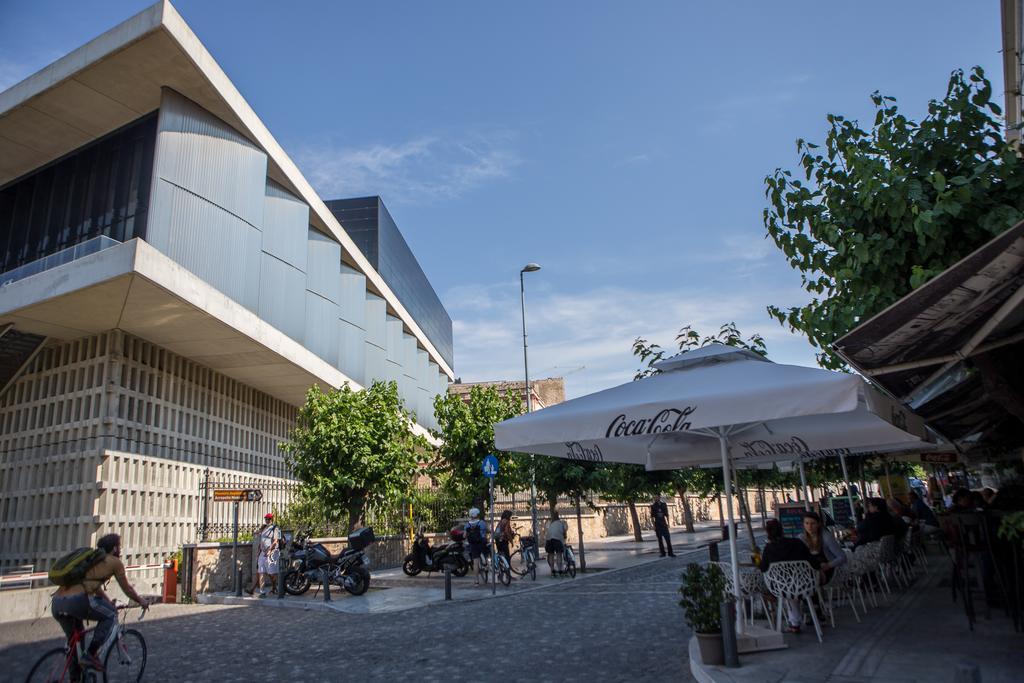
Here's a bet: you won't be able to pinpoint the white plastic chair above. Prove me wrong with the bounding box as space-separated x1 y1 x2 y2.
860 540 891 599
879 535 906 590
763 560 824 643
711 561 772 626
825 551 861 624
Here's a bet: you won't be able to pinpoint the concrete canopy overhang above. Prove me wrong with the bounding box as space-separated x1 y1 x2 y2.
0 0 454 380
0 238 358 407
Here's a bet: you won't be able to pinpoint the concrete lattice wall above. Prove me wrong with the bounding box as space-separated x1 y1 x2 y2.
0 330 295 575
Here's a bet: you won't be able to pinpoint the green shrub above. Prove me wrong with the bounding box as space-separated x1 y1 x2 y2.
678 563 727 634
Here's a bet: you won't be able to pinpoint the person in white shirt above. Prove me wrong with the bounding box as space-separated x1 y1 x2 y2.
545 511 568 576
255 512 282 597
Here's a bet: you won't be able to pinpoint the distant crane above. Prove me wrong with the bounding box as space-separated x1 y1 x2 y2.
544 365 585 377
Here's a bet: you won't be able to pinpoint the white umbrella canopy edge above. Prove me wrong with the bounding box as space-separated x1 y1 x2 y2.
493 353 866 450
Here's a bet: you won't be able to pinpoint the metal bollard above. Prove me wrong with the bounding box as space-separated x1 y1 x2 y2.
277 550 285 600
321 566 332 603
720 601 739 668
708 542 720 563
444 567 452 600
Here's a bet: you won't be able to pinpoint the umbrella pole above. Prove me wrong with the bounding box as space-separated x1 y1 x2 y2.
838 452 856 523
718 430 743 636
798 460 811 511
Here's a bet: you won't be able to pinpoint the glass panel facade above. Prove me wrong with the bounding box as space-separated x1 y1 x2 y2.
0 113 157 275
325 197 454 369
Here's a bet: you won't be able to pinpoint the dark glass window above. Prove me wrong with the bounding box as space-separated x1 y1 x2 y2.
0 113 157 274
324 196 454 369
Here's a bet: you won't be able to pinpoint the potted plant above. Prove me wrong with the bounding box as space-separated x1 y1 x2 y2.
679 562 728 665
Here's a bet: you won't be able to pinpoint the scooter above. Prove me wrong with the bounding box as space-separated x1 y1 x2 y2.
404 527 469 577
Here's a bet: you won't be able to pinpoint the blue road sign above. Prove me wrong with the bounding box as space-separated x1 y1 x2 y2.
482 454 499 479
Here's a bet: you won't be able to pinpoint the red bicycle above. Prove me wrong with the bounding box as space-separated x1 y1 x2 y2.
25 603 147 682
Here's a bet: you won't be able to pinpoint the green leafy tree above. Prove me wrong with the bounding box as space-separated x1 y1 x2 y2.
432 385 528 511
764 66 1024 369
633 322 767 380
280 381 426 532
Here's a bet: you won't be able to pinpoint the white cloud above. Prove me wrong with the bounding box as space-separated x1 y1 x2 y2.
446 278 818 399
294 130 520 204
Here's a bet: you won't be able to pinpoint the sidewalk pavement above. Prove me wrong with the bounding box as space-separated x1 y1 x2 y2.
690 551 1021 683
198 521 733 615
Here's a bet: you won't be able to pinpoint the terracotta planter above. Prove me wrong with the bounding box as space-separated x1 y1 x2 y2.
695 631 725 665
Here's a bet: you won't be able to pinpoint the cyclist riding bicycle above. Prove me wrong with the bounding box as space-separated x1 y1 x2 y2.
51 534 150 675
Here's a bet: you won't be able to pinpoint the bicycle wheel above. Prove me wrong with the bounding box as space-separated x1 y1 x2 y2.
528 559 537 581
566 559 577 578
498 558 512 586
507 550 523 577
103 629 146 682
25 647 72 683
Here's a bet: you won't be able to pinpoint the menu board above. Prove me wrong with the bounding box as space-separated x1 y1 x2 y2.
775 503 813 538
827 496 859 529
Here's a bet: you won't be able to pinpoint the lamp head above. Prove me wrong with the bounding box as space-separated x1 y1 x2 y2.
521 263 541 273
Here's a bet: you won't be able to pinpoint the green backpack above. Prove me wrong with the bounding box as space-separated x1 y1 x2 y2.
48 548 106 587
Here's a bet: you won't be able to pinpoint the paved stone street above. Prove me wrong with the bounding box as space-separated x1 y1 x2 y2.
1 546 715 682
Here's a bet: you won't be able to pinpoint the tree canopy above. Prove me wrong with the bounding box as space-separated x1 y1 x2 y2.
764 66 1024 369
431 384 528 509
280 381 426 531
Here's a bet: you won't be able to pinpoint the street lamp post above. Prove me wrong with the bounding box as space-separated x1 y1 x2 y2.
520 263 541 545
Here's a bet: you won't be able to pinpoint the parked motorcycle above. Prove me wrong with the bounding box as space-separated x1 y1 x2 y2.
284 527 375 596
403 527 468 577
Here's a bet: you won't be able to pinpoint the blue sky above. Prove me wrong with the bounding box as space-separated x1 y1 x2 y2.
0 1 1004 398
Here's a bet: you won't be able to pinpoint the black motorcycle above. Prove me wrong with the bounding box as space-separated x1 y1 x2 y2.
284 527 375 596
403 527 468 577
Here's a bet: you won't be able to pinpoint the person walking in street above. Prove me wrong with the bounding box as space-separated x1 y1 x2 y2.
255 512 281 597
651 494 675 557
465 507 490 585
545 510 568 576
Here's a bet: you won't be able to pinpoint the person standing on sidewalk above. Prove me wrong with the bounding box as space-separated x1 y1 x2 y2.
255 512 281 597
545 511 568 576
651 494 675 557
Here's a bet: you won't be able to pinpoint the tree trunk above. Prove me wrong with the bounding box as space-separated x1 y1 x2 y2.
758 486 767 524
627 500 643 542
676 486 695 533
716 493 724 531
347 491 366 533
734 470 758 553
575 495 586 572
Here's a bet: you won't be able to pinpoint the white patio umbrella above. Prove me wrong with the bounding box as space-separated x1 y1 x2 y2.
493 344 933 634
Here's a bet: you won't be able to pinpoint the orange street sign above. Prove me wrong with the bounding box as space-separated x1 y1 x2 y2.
213 489 263 502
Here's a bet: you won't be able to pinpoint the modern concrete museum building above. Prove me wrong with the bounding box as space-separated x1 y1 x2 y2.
0 1 453 580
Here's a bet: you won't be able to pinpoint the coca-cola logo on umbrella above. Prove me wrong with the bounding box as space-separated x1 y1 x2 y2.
605 406 697 439
738 436 856 460
564 441 604 461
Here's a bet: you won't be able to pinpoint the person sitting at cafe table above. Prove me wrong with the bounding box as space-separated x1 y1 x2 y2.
853 498 898 548
800 511 845 584
760 519 814 634
908 491 939 533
